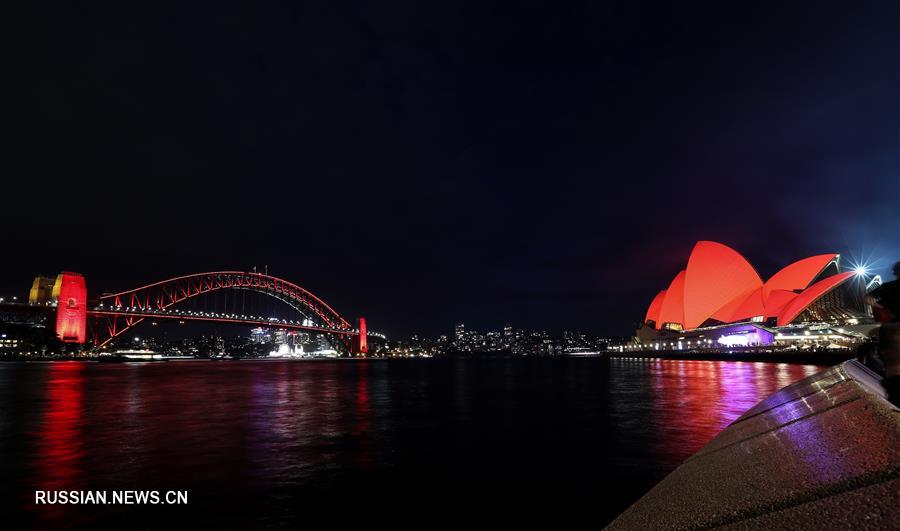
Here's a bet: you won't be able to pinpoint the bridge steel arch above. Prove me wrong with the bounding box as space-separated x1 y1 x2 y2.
91 271 352 348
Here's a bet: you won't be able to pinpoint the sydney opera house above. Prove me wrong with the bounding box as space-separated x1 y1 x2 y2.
634 241 878 350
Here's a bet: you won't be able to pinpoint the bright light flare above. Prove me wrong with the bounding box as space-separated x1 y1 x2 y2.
845 249 887 282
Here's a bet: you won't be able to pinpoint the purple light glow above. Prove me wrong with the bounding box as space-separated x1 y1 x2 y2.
714 324 775 347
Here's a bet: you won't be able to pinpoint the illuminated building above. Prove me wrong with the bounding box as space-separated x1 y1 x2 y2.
29 276 57 305
0 334 21 350
453 323 472 351
637 242 873 348
250 327 272 343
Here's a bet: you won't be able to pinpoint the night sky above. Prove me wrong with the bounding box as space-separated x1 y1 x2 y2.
5 2 899 338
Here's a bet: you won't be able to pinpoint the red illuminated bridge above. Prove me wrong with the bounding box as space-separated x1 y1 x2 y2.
48 271 376 354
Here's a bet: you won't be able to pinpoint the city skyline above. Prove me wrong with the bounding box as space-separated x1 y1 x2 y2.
5 3 899 339
3 3 899 529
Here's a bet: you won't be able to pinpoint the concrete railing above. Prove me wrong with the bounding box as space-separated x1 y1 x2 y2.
607 360 900 529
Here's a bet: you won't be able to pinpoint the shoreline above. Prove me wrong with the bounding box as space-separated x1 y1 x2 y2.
605 349 853 365
0 351 853 365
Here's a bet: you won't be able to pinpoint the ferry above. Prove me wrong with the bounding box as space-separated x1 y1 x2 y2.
98 349 166 362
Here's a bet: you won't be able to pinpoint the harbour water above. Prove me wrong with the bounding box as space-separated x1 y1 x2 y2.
0 358 826 528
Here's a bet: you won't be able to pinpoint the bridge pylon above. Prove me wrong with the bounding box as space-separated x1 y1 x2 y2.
55 272 88 344
352 317 368 356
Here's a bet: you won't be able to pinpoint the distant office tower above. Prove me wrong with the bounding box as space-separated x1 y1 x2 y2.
250 327 272 344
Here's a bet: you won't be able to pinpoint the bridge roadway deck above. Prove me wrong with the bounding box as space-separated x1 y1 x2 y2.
607 360 900 530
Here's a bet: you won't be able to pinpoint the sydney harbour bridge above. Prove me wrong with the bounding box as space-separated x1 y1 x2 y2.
6 271 378 355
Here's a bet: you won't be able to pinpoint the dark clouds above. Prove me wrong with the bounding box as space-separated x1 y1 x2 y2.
5 1 899 337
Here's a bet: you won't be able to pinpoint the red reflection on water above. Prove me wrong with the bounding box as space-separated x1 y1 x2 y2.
36 363 85 489
355 363 373 469
30 362 86 520
648 360 820 467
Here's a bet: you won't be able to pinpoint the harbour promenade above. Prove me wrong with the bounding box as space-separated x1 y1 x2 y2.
608 360 900 529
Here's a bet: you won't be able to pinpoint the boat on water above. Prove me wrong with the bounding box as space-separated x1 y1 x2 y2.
98 349 166 363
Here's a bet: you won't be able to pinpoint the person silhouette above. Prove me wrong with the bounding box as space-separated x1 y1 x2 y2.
865 261 900 406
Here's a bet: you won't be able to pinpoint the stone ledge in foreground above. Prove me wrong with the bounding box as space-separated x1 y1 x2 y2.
606 360 900 530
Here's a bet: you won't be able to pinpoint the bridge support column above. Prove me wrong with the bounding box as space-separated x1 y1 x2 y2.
352 317 368 356
55 272 87 344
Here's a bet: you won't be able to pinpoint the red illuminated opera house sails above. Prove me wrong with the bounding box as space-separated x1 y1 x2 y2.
643 241 856 331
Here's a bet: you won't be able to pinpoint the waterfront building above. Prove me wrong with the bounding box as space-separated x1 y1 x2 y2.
636 241 876 349
250 327 272 343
